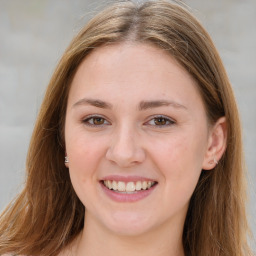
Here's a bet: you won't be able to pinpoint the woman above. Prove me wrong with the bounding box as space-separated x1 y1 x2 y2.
0 1 253 255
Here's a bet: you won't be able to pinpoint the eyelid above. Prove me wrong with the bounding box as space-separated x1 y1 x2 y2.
82 114 111 127
144 115 176 127
81 114 175 128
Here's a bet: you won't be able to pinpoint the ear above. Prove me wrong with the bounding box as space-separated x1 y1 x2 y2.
202 117 227 170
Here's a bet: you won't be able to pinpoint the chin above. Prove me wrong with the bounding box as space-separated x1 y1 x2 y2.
104 211 155 236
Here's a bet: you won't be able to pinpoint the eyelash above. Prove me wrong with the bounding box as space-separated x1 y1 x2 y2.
145 115 176 127
82 115 110 127
82 115 176 128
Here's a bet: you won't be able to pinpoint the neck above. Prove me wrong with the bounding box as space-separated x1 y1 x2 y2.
75 212 185 256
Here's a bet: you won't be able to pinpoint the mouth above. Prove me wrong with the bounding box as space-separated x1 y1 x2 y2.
101 180 157 193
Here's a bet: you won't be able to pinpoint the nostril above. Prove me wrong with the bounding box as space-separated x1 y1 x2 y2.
105 144 146 167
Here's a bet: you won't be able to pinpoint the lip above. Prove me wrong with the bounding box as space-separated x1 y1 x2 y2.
99 175 158 203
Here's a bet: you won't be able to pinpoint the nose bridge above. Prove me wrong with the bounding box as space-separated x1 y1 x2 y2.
106 121 145 167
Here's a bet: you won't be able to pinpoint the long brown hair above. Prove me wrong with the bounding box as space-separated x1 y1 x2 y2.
0 1 253 255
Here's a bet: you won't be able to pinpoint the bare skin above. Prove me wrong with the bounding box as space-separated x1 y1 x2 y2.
60 43 226 256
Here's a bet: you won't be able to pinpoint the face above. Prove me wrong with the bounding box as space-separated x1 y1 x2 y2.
65 43 212 236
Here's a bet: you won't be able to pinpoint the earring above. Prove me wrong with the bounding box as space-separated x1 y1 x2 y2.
65 156 69 163
214 157 218 165
210 157 218 165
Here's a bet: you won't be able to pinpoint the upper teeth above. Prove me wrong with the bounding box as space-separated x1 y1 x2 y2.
103 180 155 192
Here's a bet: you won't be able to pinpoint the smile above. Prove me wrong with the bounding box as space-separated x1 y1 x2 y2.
102 180 157 193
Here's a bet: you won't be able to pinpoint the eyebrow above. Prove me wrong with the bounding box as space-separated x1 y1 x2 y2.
72 98 187 111
138 100 187 111
73 98 113 109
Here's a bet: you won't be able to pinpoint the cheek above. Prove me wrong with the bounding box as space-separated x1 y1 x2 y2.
163 127 208 169
66 125 106 162
151 131 206 191
66 131 107 188
150 132 198 169
66 136 106 206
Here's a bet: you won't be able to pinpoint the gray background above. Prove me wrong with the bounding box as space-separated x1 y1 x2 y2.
0 0 255 245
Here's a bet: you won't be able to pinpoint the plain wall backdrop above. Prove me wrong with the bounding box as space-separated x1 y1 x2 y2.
0 0 255 246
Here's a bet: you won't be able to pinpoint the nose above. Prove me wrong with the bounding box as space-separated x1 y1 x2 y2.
105 126 146 167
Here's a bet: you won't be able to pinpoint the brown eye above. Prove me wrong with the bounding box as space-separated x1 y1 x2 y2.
154 117 168 125
83 115 109 127
146 115 175 127
93 117 105 125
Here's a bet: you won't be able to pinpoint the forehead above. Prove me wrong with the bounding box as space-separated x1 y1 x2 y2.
74 43 192 82
68 43 204 112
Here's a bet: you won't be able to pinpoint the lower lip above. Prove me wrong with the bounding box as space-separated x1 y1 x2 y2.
100 182 157 202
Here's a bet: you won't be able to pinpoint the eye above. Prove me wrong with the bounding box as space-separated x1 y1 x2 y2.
82 115 110 127
146 115 175 127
